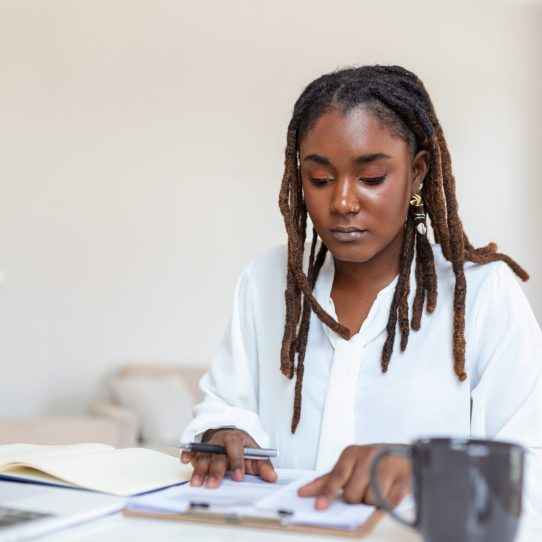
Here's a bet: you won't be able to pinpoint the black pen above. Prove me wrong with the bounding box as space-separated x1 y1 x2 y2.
179 442 278 460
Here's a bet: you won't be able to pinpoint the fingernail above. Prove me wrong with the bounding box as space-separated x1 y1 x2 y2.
316 496 328 509
206 476 217 487
233 469 243 481
190 475 201 486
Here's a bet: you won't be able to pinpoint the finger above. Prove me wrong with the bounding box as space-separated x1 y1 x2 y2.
180 450 193 464
364 458 411 506
388 477 412 508
190 453 201 468
223 432 246 481
206 454 228 488
342 463 370 504
256 459 277 482
244 458 256 476
363 469 394 506
298 473 327 496
314 459 357 510
191 453 211 486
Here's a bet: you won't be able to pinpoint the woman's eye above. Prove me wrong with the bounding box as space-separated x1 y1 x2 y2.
310 178 333 186
361 175 386 186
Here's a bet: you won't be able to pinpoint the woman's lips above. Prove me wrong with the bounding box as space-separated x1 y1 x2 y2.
330 227 366 242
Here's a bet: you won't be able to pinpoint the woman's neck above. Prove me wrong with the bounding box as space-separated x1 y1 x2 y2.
332 229 404 293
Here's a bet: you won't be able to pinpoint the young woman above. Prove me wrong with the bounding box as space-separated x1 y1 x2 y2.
181 65 542 512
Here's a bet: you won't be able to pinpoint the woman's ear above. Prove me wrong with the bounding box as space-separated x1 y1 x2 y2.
411 150 430 193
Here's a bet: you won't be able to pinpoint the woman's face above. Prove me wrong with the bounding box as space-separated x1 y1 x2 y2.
299 105 428 265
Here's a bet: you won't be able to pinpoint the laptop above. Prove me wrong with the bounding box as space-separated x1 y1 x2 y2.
0 481 125 541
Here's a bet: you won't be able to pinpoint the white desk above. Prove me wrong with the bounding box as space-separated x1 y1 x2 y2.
40 512 421 542
35 511 542 542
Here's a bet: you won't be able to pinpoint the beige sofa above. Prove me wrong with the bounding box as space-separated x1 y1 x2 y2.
0 364 207 455
89 364 207 455
0 416 126 447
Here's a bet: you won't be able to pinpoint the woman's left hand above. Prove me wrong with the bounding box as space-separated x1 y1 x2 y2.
298 445 411 510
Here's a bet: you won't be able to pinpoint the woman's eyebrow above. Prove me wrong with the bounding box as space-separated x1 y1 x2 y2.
302 154 331 165
353 152 392 164
302 152 392 165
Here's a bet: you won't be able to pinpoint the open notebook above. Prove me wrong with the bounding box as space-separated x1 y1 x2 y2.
0 443 192 497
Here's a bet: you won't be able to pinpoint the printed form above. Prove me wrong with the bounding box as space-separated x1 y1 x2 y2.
128 469 375 530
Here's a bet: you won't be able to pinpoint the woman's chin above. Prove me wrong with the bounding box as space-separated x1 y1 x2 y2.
326 243 376 265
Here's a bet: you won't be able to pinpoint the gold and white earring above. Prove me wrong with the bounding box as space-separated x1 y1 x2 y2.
409 193 427 235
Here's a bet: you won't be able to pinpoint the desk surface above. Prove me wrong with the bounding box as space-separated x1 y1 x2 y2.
40 512 422 542
36 511 542 542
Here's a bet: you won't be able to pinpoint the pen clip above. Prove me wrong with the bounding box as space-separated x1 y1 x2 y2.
277 509 294 517
189 501 210 510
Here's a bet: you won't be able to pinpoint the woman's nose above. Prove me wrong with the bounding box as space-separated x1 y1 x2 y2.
330 178 361 215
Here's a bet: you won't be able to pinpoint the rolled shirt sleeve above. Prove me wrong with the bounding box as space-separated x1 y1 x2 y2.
181 262 271 448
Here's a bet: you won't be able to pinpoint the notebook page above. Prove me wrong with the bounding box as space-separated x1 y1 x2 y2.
0 466 74 487
1 447 192 496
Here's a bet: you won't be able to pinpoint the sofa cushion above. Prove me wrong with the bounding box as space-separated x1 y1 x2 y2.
110 376 194 446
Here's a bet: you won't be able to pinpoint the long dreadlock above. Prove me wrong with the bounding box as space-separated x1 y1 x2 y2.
278 65 529 433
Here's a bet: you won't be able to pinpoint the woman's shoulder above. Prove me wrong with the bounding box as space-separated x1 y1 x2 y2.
244 242 317 279
430 243 523 300
242 242 320 297
240 244 288 289
245 244 287 274
244 243 522 299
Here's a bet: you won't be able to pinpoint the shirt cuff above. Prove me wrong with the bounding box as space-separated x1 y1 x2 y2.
180 407 271 448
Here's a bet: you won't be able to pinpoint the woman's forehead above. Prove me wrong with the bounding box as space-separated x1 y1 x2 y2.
299 106 410 160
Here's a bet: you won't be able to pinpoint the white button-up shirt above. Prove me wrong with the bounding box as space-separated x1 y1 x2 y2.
182 244 542 513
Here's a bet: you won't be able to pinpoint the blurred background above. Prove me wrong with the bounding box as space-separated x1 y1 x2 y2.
0 0 540 444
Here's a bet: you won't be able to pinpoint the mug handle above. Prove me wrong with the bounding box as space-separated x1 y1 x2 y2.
369 445 416 528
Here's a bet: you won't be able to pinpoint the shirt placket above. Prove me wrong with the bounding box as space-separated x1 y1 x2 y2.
315 333 363 472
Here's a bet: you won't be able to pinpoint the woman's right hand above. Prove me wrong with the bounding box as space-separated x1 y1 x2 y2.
180 428 277 488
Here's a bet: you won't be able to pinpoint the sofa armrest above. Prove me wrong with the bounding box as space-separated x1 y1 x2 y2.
88 401 139 448
0 417 121 447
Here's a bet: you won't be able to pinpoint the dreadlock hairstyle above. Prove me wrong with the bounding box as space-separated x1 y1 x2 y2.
278 65 529 433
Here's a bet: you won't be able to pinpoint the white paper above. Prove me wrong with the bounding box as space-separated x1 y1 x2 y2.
255 471 374 529
128 469 304 513
128 468 375 530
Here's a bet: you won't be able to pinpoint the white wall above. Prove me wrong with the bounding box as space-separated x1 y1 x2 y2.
1 0 541 416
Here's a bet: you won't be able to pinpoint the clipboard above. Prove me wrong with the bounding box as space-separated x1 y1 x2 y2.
123 507 385 538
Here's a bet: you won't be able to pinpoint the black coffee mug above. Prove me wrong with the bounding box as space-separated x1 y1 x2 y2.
369 438 524 542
